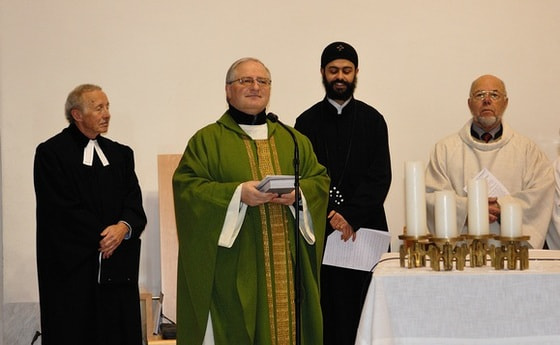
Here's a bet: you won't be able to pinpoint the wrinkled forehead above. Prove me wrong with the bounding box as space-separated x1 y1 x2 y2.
82 90 108 106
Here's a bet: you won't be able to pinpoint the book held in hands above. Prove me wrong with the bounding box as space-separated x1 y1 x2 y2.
257 175 295 195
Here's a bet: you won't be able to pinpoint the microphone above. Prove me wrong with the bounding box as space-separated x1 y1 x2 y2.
267 112 299 180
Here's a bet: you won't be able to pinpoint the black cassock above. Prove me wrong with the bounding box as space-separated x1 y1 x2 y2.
296 97 392 345
34 123 147 345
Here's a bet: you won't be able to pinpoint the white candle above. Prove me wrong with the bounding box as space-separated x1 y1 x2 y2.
434 191 458 238
501 201 522 238
467 178 489 236
405 161 427 237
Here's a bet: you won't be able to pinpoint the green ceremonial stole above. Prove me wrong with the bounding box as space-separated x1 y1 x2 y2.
243 136 296 345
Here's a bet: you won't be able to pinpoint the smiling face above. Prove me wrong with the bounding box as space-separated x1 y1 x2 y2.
72 90 111 139
225 59 271 115
321 58 358 103
468 75 508 131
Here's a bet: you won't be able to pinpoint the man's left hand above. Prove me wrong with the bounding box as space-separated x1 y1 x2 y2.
488 197 501 223
99 222 129 259
328 210 356 242
270 190 296 206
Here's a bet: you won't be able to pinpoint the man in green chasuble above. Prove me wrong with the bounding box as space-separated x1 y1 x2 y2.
173 57 330 345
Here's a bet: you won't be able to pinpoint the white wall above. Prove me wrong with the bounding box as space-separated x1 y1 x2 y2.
1 0 559 320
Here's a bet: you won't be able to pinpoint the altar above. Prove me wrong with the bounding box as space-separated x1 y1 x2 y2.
355 250 560 345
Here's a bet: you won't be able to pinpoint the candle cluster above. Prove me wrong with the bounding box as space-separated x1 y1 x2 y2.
404 161 523 239
402 162 528 271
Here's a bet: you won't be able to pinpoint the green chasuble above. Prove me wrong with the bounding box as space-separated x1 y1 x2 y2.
173 112 330 345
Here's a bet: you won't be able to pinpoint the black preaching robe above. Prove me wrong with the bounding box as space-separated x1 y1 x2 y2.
34 123 147 345
295 97 392 345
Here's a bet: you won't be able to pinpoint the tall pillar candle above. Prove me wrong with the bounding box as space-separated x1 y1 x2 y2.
501 200 522 238
434 190 458 238
467 178 489 236
405 161 427 237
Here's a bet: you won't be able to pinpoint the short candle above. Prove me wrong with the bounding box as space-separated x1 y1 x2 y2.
501 200 522 238
434 190 458 238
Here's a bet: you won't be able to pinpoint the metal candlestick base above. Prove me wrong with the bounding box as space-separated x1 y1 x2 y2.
399 234 431 268
463 234 495 267
427 237 468 271
494 235 530 270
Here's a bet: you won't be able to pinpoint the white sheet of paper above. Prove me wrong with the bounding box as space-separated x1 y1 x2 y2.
464 168 510 197
322 228 391 272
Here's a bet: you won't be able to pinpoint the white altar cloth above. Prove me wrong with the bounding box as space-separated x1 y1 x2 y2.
355 250 560 345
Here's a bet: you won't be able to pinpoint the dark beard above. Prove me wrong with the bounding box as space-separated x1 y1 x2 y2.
322 75 357 101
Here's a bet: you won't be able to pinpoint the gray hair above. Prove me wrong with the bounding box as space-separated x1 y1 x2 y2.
225 57 271 84
64 84 103 123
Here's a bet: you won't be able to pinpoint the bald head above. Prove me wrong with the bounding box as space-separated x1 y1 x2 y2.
469 75 507 96
468 74 509 132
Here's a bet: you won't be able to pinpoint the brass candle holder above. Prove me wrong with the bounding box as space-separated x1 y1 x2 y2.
427 236 468 271
398 230 431 268
493 235 530 270
463 234 495 267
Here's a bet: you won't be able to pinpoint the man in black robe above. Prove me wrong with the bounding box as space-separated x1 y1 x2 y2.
295 42 392 345
34 84 147 345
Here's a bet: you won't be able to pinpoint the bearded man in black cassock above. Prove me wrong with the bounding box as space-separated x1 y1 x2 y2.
34 84 147 345
295 42 392 345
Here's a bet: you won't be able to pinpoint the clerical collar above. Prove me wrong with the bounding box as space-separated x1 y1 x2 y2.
68 123 110 166
83 139 109 166
470 123 503 141
228 105 267 125
327 97 352 115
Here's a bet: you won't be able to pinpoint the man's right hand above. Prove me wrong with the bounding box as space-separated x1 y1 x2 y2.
241 181 278 206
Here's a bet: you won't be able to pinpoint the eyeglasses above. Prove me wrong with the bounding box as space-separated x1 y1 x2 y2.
471 90 506 101
227 77 272 87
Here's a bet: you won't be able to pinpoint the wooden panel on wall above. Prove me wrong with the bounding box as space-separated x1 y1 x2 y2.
157 154 182 323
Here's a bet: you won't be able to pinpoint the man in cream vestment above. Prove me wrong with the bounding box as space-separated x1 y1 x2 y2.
426 75 553 248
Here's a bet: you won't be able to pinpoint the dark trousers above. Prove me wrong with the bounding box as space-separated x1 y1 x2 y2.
321 265 372 345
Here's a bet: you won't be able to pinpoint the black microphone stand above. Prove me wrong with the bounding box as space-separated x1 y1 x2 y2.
267 113 301 345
